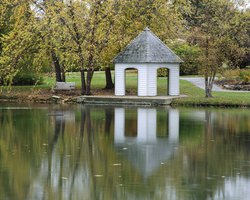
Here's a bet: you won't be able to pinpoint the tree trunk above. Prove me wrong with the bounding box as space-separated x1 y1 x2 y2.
105 67 114 89
51 51 62 82
61 64 66 82
104 107 113 134
86 67 94 95
205 110 213 139
205 87 213 98
81 69 86 95
205 76 213 98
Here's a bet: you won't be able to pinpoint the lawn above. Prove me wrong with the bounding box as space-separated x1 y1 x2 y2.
1 70 250 107
42 71 171 95
43 72 107 89
175 80 250 107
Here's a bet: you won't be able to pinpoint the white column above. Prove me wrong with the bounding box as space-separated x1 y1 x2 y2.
114 108 125 143
147 66 157 96
138 67 148 96
168 108 179 143
115 64 125 96
168 65 180 96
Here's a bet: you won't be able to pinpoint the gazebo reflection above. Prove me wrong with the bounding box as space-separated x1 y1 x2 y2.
114 107 179 178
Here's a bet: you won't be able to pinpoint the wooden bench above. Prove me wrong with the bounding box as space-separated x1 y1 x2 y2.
54 82 76 90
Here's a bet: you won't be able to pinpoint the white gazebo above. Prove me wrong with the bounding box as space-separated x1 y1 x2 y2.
113 28 183 96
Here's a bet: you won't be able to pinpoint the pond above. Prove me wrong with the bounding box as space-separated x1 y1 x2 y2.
0 104 250 200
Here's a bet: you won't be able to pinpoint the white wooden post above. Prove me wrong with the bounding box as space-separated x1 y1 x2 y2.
115 64 125 96
138 67 148 96
147 65 157 96
168 65 180 96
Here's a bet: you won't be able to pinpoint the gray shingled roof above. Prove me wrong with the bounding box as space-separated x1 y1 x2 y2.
113 27 183 63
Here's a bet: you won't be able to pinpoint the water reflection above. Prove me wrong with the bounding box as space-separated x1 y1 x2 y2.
115 107 179 178
0 105 250 200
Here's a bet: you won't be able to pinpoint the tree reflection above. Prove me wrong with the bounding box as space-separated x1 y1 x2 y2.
104 107 113 135
0 106 250 199
177 109 250 200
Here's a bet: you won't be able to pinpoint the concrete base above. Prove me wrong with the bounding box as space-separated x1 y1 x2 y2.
76 95 186 106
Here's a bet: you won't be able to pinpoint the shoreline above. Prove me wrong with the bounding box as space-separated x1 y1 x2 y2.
1 91 250 108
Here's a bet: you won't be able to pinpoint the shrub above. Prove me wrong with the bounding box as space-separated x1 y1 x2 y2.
12 72 43 85
239 70 250 83
222 69 241 80
221 69 250 83
169 41 201 75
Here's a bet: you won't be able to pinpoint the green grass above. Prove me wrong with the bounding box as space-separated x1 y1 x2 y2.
2 71 250 107
39 71 170 95
174 80 250 107
43 71 110 89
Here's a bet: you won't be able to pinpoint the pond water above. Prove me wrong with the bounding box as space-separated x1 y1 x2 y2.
0 104 250 200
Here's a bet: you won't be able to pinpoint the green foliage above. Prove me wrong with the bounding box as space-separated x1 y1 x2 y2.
221 69 250 83
222 69 242 80
0 0 15 49
239 70 250 83
170 41 201 75
0 1 45 85
11 71 43 86
178 0 249 97
157 68 168 77
0 70 43 86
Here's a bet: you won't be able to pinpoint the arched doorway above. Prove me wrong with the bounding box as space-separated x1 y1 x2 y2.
157 67 169 96
125 68 138 96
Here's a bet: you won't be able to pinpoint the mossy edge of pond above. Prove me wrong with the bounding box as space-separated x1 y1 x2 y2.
0 91 250 108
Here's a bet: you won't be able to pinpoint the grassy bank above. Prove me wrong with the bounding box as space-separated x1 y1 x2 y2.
173 80 250 107
1 71 250 107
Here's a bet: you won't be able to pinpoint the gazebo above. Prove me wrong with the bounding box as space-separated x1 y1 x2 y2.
113 27 183 96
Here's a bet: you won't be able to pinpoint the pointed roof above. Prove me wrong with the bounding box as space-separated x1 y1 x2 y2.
113 27 183 64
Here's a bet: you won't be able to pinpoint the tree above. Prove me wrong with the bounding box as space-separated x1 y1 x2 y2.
50 0 88 94
196 31 224 98
84 0 118 94
0 0 16 81
0 0 13 49
229 9 250 68
52 0 119 94
181 0 249 97
0 0 42 85
0 0 66 85
169 40 201 75
31 0 66 82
